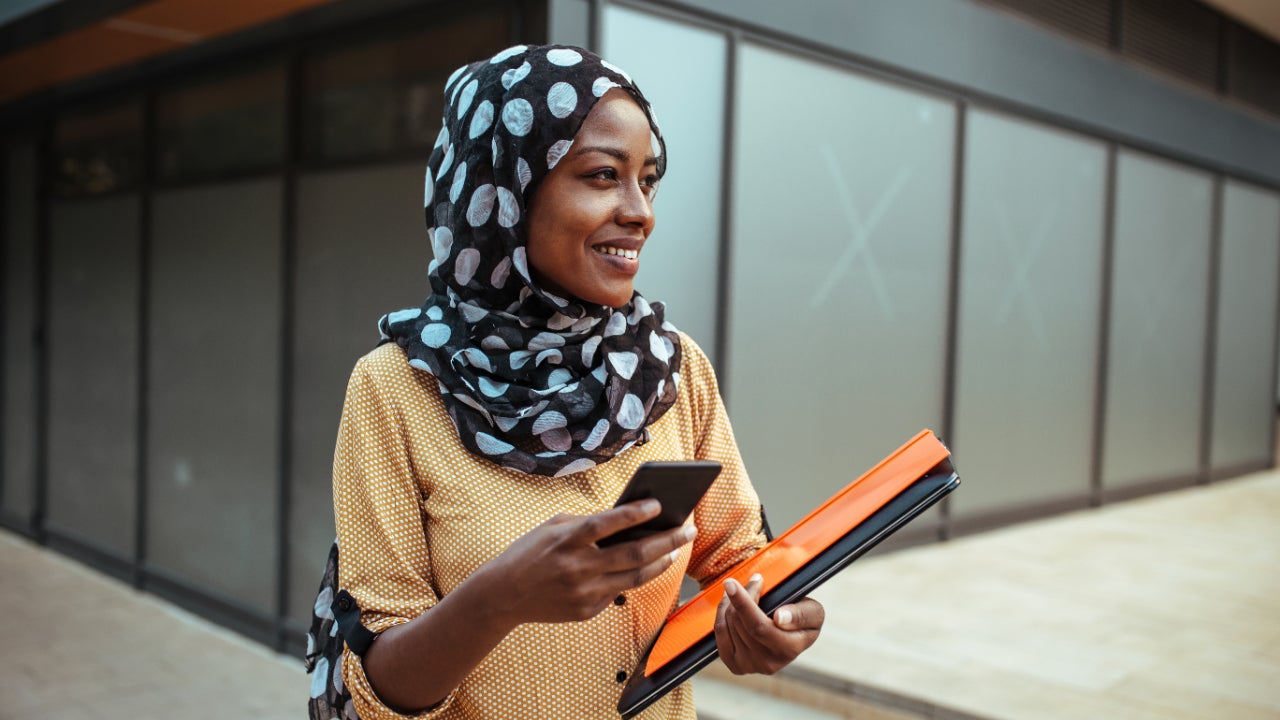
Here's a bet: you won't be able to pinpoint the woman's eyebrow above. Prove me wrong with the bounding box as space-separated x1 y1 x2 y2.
573 145 659 167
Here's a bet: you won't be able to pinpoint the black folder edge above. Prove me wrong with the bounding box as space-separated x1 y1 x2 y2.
618 458 961 719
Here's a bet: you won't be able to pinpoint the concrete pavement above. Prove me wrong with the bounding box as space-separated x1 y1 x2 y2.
3 466 1277 719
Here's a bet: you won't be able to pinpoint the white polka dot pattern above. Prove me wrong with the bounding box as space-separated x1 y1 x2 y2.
335 335 766 720
380 44 674 480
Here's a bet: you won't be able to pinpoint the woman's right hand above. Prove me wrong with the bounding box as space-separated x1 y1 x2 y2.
481 499 698 625
363 500 695 712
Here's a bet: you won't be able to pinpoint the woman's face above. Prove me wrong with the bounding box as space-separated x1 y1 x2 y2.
526 90 659 309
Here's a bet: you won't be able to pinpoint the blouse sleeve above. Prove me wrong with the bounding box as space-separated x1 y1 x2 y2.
332 355 455 719
678 335 770 585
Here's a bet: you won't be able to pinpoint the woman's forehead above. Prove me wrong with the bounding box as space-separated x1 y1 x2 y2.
574 92 653 150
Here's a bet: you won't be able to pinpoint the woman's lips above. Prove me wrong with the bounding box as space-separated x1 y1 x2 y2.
592 244 640 275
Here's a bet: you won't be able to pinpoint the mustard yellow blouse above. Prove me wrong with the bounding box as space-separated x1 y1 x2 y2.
334 334 766 719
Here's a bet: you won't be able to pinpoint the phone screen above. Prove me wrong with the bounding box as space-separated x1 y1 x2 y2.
596 461 721 547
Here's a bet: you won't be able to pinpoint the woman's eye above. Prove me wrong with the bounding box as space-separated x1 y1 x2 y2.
588 168 618 181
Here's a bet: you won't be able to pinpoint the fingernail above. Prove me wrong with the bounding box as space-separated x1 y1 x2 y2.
667 549 679 564
682 526 698 542
750 573 763 585
724 579 737 597
642 499 660 513
777 609 792 626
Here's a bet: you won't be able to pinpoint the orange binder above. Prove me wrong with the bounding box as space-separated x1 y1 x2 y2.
618 429 960 718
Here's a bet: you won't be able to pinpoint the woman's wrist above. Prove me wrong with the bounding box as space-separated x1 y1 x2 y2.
362 563 524 711
459 560 525 631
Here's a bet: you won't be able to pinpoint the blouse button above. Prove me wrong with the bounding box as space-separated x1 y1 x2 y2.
614 594 626 606
616 670 627 683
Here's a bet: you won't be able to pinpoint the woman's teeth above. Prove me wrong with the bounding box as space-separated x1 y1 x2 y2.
594 246 638 260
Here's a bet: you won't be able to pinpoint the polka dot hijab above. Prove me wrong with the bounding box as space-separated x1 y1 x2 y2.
378 44 682 478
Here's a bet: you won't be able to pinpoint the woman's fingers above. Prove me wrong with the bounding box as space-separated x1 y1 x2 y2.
724 577 776 650
597 523 696 572
597 523 696 591
570 499 661 545
774 598 825 632
713 584 739 671
715 578 825 675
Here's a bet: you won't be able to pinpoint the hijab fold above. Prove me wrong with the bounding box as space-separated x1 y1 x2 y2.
379 44 682 478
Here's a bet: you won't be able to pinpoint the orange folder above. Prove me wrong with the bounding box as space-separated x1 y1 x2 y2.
618 429 960 719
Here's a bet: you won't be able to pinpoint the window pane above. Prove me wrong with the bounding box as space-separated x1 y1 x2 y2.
729 44 955 529
147 179 282 612
46 194 140 555
603 6 726 360
302 11 508 163
156 62 286 182
951 110 1107 516
1211 181 1280 470
4 140 40 523
1103 151 1213 487
288 162 431 624
52 99 142 197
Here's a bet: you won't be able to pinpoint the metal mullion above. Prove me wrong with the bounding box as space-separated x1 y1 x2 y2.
274 46 304 651
713 28 738 404
33 117 52 544
1271 191 1280 468
587 0 602 51
1090 145 1120 506
0 141 8 516
1198 177 1224 483
134 89 156 588
938 99 967 541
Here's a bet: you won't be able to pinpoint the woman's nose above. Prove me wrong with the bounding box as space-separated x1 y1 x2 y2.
616 182 655 230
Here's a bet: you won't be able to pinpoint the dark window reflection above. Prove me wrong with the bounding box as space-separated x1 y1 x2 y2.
156 63 286 183
302 11 508 164
53 100 143 197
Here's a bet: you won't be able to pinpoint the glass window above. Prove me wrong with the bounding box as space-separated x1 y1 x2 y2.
728 44 955 529
950 109 1108 517
1103 151 1213 488
288 162 431 624
46 194 141 555
302 11 508 163
603 5 728 361
156 62 286 182
146 179 282 612
52 99 142 197
1210 181 1280 471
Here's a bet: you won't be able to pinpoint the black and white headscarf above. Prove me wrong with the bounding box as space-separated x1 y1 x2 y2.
378 44 682 478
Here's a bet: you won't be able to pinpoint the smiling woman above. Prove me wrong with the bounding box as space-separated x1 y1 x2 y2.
305 44 823 720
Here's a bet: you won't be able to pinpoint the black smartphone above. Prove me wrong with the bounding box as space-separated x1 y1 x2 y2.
596 461 722 547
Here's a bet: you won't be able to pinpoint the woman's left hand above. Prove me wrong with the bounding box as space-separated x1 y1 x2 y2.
713 574 824 675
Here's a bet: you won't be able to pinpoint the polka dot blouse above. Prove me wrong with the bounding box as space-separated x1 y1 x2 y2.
334 333 767 719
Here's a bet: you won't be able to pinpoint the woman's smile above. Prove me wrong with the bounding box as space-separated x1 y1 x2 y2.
593 244 640 261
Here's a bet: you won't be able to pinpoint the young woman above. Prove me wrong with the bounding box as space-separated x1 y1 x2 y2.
309 44 823 720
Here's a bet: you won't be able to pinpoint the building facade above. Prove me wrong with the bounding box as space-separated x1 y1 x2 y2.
2 0 1279 653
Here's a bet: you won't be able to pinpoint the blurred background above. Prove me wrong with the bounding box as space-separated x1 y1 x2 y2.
1 0 1278 716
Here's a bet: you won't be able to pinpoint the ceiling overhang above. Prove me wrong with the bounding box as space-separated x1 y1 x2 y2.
0 0 340 106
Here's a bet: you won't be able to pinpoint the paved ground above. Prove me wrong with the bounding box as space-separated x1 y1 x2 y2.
2 466 1277 719
0 531 304 719
759 466 1280 720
